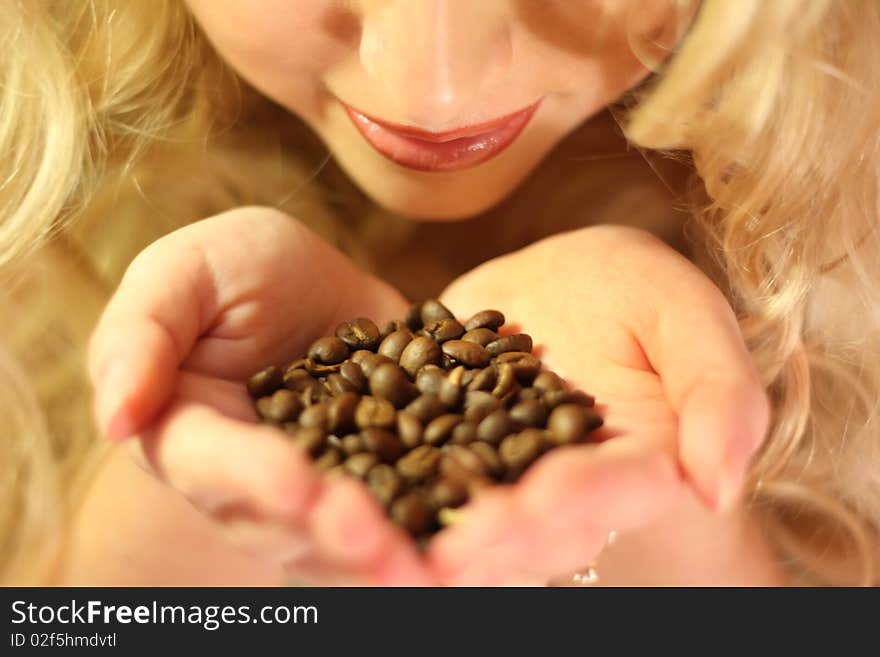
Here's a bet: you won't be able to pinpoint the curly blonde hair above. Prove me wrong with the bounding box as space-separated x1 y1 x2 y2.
1 0 878 584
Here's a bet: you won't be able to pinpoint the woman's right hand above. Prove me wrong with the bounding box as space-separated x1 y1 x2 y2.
88 206 432 585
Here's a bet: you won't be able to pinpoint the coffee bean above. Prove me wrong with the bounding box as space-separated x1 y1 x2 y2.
399 336 443 378
544 389 596 409
367 464 404 506
396 411 424 448
438 378 464 410
314 447 343 471
377 329 414 362
423 318 465 342
341 433 365 456
499 429 546 474
369 362 418 408
308 336 350 365
289 426 326 455
404 393 447 424
495 352 541 384
335 317 381 351
420 299 455 325
547 404 603 444
442 340 490 368
299 379 328 406
424 413 463 445
463 390 503 423
325 372 358 395
450 420 478 445
477 409 516 445
428 478 469 509
441 444 489 478
468 441 504 478
509 398 549 428
260 389 303 423
247 365 284 398
415 365 446 396
532 371 565 392
299 401 330 430
305 359 343 376
344 452 380 479
328 392 359 434
486 333 533 356
491 363 519 400
339 361 367 393
467 366 498 392
464 309 505 332
354 396 396 429
382 319 408 338
396 445 442 481
517 387 544 403
360 427 404 462
282 367 316 392
460 328 498 347
391 492 435 536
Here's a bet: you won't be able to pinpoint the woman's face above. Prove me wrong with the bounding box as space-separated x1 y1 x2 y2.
185 0 695 219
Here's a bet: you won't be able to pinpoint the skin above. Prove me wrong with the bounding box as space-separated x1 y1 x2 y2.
71 1 787 584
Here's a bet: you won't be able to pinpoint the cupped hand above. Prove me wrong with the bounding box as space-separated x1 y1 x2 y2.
88 206 432 585
428 225 769 585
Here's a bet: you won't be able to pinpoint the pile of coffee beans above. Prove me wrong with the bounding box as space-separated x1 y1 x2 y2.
246 300 602 540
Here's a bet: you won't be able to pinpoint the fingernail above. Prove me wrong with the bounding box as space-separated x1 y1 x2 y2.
95 363 136 440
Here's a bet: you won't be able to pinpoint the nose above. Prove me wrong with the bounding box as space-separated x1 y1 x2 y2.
359 0 510 128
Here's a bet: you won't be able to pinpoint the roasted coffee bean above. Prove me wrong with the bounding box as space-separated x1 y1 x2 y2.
447 365 466 385
381 319 408 338
547 404 603 444
360 427 404 462
299 380 328 406
344 452 380 479
464 309 505 332
463 390 503 423
314 447 343 471
282 367 316 392
404 393 447 424
351 350 394 378
341 433 365 456
469 441 504 478
328 392 359 434
544 389 595 409
491 363 519 400
533 371 565 392
509 398 549 428
438 378 464 410
260 389 302 423
517 387 544 402
424 413 462 445
420 299 455 325
335 317 381 351
423 318 465 342
499 429 546 474
289 426 326 455
305 359 343 376
299 401 330 430
467 366 498 392
450 420 478 445
415 365 446 396
399 336 443 378
391 492 434 536
477 408 516 445
442 340 490 368
495 351 541 384
367 464 405 506
396 445 442 481
396 411 424 448
377 329 414 362
354 396 396 429
325 372 358 395
486 333 533 356
247 365 284 398
441 444 489 478
428 478 469 509
460 328 498 347
307 336 350 365
369 362 418 408
339 361 367 392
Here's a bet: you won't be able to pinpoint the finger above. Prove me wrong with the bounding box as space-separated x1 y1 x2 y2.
430 435 680 585
638 277 770 511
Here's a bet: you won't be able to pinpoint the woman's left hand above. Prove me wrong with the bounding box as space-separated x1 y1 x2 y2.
428 225 769 585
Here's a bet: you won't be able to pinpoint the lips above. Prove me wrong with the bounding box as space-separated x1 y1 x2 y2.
343 101 540 172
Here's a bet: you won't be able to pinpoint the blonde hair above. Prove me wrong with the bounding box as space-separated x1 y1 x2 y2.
1 0 878 584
